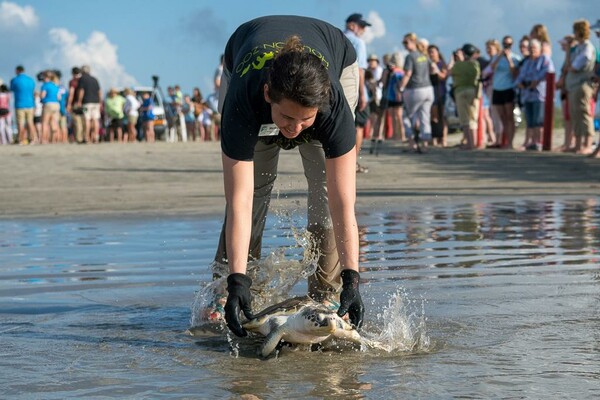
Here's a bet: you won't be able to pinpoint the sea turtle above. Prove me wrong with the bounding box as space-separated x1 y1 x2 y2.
242 295 363 357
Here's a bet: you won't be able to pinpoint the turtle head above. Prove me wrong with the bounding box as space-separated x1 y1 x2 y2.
304 310 337 334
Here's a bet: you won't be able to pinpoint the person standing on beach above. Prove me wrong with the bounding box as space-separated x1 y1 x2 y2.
67 67 84 143
211 15 365 337
515 39 554 151
489 36 520 149
56 71 69 143
0 84 12 145
39 70 61 144
344 13 371 173
449 44 481 150
123 88 140 143
428 44 449 147
139 92 155 143
565 19 597 155
398 33 435 152
588 19 600 159
10 65 37 145
104 88 126 142
556 35 576 152
76 65 102 144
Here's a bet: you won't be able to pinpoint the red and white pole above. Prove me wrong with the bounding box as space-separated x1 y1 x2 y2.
542 72 555 151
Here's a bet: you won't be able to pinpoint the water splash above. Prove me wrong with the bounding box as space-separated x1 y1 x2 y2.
190 228 319 328
362 289 431 353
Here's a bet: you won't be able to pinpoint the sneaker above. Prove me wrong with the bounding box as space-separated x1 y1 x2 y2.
201 293 227 322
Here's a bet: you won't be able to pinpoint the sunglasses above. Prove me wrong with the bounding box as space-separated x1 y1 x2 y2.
402 41 409 45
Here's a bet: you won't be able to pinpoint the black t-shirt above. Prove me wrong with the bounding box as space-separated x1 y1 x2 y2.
77 73 101 104
221 15 357 161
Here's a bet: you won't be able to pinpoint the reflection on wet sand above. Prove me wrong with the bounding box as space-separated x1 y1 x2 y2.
0 198 598 398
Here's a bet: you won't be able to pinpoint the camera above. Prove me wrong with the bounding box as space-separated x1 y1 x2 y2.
37 71 47 82
152 75 159 87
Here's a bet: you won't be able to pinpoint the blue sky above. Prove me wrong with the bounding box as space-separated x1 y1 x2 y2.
1 0 597 97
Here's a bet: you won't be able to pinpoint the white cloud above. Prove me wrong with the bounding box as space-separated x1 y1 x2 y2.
363 11 386 45
45 28 137 89
0 1 38 30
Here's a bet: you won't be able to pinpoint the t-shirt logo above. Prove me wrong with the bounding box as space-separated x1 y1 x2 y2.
240 51 275 77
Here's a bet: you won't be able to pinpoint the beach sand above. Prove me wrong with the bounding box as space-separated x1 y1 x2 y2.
0 132 598 219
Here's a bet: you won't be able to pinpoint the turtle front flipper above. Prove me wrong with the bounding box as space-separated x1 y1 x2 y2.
260 325 286 357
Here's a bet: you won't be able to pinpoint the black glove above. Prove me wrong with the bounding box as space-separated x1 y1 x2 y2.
224 273 254 337
337 269 364 329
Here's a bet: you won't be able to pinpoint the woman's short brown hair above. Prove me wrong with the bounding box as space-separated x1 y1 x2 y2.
573 19 590 40
485 39 500 53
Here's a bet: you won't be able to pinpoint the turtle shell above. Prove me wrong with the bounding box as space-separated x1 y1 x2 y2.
249 295 315 320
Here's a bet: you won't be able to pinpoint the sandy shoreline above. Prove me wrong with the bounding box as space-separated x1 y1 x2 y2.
0 133 598 220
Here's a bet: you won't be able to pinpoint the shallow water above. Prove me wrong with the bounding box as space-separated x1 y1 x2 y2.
1 198 599 399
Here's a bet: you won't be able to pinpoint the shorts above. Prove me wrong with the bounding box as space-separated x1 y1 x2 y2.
455 87 479 130
524 101 544 128
15 108 34 128
82 103 101 120
42 103 60 118
127 115 138 125
110 118 123 129
492 89 515 105
387 100 403 108
354 105 370 127
34 116 42 124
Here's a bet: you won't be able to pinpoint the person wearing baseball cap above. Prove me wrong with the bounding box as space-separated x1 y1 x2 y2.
346 13 371 27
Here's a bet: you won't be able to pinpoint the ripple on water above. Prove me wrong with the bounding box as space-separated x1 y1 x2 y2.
0 198 599 398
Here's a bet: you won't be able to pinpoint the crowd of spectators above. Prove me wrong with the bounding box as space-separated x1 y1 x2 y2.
363 18 600 159
1 18 599 160
0 57 223 145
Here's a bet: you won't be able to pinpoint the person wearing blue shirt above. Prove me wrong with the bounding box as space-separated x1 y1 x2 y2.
9 65 36 144
515 39 555 151
57 71 69 143
40 70 61 144
140 92 155 142
489 36 521 149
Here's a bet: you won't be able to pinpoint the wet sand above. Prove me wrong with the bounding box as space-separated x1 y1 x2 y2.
0 132 598 219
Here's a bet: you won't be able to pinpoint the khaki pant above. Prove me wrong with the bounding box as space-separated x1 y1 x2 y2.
214 140 342 300
15 108 34 129
72 113 85 143
568 82 595 139
214 61 359 301
455 87 479 130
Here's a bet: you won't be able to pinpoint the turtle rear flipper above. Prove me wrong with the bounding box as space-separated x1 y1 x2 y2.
260 325 286 357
